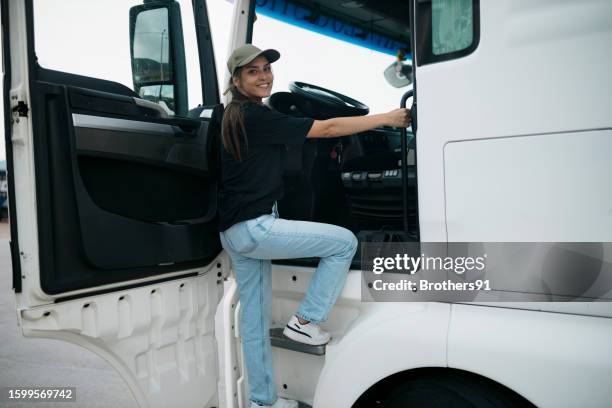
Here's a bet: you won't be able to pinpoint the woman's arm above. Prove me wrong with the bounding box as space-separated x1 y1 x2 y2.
306 108 410 139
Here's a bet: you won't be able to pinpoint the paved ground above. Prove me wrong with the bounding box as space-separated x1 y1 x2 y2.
0 221 138 408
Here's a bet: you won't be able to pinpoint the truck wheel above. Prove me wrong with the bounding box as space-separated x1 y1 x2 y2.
381 374 530 408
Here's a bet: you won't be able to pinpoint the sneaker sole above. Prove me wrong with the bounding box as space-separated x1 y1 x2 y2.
283 326 331 346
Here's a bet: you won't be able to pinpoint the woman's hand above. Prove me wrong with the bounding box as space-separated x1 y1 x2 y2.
385 108 411 128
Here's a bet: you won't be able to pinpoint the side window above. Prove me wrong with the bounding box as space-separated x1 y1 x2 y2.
415 0 480 65
131 7 175 111
33 0 203 118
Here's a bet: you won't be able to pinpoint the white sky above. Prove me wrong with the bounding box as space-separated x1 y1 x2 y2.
0 0 406 160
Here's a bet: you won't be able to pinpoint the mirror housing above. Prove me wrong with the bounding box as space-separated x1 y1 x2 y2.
129 1 187 116
384 61 413 88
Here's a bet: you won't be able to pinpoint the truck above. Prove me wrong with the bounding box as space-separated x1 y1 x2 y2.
2 0 611 407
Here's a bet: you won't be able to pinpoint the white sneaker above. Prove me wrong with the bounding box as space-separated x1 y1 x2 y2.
283 315 331 346
250 397 299 408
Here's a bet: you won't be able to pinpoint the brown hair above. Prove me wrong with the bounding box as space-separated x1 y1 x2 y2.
221 69 250 161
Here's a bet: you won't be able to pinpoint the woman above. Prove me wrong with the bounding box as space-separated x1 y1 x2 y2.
219 44 410 408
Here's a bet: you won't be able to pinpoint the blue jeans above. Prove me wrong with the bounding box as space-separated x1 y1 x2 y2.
219 203 358 406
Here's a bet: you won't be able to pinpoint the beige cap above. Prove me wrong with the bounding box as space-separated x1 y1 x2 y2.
227 44 280 74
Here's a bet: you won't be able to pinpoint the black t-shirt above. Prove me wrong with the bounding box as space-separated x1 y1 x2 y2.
218 102 314 232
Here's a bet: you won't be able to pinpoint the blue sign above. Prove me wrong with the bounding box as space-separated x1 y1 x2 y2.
255 0 410 57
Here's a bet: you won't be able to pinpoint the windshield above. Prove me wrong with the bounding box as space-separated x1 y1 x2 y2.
252 13 411 114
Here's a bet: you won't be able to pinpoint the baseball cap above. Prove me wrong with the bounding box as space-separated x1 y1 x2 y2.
227 44 280 74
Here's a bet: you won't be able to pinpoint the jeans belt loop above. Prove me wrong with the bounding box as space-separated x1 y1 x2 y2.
272 201 279 218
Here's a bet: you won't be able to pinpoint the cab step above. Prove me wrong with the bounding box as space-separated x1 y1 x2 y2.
269 327 326 356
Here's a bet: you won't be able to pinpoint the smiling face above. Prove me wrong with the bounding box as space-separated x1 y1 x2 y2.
233 56 274 102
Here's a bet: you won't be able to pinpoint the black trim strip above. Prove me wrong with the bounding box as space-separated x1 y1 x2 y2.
55 271 200 303
193 0 220 105
409 0 420 241
2 0 23 292
246 0 256 44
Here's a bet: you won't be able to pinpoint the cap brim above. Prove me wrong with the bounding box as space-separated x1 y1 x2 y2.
238 49 281 69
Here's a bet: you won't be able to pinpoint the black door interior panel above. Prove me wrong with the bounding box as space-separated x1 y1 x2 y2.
77 156 210 223
39 67 139 98
73 117 208 172
31 69 222 294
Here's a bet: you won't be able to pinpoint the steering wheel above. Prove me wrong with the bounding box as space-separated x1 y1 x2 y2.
289 81 369 117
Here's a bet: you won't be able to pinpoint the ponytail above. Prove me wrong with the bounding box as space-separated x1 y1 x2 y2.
221 70 250 161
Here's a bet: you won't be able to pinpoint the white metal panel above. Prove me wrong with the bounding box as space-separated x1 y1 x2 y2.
215 277 241 408
7 0 46 307
444 130 612 241
415 0 612 241
313 301 451 407
448 304 612 407
19 272 224 408
223 0 252 105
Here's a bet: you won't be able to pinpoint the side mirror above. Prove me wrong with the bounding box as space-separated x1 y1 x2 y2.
129 1 187 116
384 61 413 88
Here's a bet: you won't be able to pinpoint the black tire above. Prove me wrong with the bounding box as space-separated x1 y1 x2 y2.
381 373 532 408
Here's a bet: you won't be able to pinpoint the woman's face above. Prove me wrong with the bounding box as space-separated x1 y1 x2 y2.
234 56 274 102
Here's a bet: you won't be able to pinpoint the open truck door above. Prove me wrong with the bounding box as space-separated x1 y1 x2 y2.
2 1 230 406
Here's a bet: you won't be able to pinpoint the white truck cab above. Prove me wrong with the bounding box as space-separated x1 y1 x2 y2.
2 0 612 407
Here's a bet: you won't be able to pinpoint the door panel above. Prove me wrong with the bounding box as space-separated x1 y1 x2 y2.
4 0 224 297
4 1 227 406
31 71 222 294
